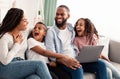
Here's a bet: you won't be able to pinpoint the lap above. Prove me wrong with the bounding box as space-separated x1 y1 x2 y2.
0 60 46 79
47 63 72 79
81 59 106 72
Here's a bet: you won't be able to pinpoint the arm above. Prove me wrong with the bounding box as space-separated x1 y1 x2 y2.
28 37 81 69
31 46 65 59
31 46 81 69
100 54 110 62
45 28 57 53
0 34 22 65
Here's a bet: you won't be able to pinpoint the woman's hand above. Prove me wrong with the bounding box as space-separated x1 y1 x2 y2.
12 33 23 44
57 55 82 70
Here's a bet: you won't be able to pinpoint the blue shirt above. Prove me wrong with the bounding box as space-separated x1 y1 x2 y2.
45 23 79 60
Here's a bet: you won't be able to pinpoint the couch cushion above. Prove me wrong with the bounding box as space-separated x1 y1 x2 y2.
109 40 120 63
84 73 96 79
111 61 120 72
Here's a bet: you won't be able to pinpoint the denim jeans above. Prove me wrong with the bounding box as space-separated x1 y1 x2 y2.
47 63 71 79
100 59 120 79
61 64 83 79
81 59 108 79
0 58 52 79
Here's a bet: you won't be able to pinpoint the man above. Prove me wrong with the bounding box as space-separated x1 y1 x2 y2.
45 5 83 79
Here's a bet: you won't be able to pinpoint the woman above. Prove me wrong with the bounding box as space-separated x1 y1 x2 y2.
0 8 52 79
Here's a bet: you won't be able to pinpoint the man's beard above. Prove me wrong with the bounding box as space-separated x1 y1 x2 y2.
55 18 67 28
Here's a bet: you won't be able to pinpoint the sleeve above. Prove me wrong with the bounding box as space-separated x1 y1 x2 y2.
0 37 21 65
45 28 57 61
27 38 39 49
74 38 80 53
45 28 56 53
74 38 78 48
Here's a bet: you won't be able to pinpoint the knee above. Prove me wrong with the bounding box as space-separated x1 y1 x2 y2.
35 61 47 67
74 67 84 75
98 60 106 67
25 74 41 79
107 68 112 79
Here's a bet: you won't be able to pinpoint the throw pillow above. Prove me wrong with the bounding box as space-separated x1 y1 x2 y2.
97 35 110 59
109 40 120 63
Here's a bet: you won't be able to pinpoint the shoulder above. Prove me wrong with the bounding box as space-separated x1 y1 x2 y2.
0 33 12 41
74 37 82 42
0 33 13 46
67 23 73 28
93 34 99 40
46 26 55 33
28 37 37 43
46 26 58 36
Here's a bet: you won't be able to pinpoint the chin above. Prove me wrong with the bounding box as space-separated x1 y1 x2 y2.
78 34 83 37
22 27 27 31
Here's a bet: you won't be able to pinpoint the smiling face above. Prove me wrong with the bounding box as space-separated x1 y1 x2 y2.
16 14 28 31
75 19 85 37
55 7 70 28
32 23 47 42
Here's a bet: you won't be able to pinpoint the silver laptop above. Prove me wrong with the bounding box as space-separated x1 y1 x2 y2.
76 45 104 63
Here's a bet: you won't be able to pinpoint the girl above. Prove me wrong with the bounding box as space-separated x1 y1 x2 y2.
74 18 108 79
27 22 77 79
0 8 52 79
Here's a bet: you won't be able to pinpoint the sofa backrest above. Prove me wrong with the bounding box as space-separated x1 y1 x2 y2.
109 40 120 63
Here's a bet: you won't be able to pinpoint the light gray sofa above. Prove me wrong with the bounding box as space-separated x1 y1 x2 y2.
84 39 120 79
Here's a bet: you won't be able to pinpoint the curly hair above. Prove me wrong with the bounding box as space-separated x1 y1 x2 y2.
74 18 98 38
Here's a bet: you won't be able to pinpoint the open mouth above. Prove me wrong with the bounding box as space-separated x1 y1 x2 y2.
57 19 62 23
34 32 39 36
77 29 82 33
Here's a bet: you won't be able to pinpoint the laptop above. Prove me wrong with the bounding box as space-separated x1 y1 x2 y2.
76 45 104 63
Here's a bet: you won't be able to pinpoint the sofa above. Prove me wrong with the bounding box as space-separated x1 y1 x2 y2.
83 37 120 79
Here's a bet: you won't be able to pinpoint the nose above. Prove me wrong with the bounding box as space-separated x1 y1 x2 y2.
56 14 62 18
27 21 29 24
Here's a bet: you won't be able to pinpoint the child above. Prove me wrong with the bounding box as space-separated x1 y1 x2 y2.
26 22 73 79
74 18 120 79
27 22 56 66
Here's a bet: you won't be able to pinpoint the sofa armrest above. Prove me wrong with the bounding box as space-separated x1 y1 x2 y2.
109 40 120 63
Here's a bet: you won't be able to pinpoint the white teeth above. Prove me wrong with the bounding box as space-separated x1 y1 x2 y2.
57 19 62 22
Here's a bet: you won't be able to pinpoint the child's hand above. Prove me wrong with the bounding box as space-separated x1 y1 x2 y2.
49 62 57 67
12 33 23 44
100 54 110 62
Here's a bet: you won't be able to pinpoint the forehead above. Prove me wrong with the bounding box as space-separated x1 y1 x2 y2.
78 19 85 23
56 7 68 14
35 24 46 29
77 19 85 24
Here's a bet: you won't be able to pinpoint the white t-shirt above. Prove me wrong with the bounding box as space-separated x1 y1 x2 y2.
27 38 49 63
59 27 76 58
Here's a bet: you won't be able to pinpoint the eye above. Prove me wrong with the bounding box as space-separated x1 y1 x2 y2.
38 27 42 30
22 19 27 22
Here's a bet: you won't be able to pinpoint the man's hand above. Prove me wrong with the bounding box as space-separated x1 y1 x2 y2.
57 55 82 70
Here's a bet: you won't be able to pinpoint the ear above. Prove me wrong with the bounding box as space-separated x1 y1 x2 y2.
43 32 46 36
67 13 70 19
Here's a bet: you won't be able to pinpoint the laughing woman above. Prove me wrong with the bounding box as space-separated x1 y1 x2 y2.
0 8 52 79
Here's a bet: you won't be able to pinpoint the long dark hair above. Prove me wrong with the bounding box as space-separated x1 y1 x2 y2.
74 18 98 38
0 8 24 38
